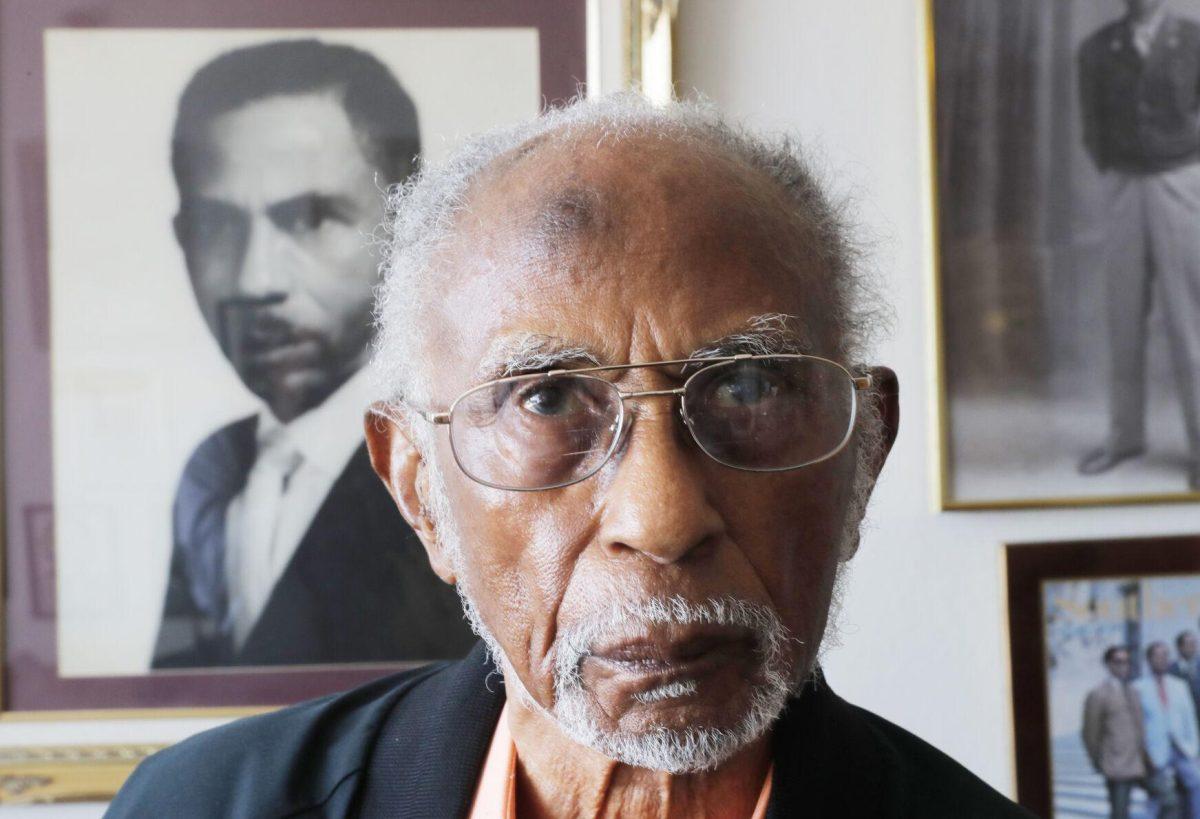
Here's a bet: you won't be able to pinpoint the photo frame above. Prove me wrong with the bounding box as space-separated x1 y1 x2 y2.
929 0 1200 509
0 0 590 803
1007 533 1200 817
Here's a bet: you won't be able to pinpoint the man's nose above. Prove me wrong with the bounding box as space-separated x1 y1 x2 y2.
234 215 289 298
596 407 725 565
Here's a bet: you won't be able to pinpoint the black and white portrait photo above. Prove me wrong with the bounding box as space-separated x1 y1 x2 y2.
933 0 1200 507
46 28 540 675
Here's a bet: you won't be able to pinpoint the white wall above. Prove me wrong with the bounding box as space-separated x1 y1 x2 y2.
676 0 1199 800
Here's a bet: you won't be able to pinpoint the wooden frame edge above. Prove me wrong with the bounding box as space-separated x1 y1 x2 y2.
0 744 166 804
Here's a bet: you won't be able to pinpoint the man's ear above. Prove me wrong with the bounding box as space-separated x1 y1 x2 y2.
865 365 900 477
364 403 457 585
839 366 899 562
172 211 187 249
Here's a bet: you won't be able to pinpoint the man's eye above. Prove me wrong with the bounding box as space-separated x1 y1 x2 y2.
518 383 578 417
270 196 345 236
711 369 781 407
181 204 243 246
281 199 325 234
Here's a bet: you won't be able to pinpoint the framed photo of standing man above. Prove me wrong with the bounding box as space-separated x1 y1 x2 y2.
931 0 1200 509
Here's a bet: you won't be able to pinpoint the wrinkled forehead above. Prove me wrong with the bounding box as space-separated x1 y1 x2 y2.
426 129 839 394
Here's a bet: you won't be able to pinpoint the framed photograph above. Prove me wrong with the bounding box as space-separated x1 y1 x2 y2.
1007 534 1200 817
0 0 586 802
930 0 1200 509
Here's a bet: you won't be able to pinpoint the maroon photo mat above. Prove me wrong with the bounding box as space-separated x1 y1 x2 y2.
1007 534 1200 817
0 0 585 712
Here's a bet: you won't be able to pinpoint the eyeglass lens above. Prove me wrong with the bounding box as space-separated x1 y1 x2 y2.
451 374 623 489
447 356 856 490
684 357 854 471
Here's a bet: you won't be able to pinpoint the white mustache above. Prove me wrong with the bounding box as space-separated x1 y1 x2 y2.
553 595 796 692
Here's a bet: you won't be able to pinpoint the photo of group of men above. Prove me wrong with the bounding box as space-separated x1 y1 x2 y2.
1083 636 1200 818
1046 576 1200 818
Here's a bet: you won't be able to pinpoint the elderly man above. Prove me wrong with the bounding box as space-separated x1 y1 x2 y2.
154 38 474 668
109 96 1029 816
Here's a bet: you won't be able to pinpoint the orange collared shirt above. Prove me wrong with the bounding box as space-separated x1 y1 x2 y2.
468 704 774 818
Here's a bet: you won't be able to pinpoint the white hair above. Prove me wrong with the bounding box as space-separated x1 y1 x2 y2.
370 92 886 414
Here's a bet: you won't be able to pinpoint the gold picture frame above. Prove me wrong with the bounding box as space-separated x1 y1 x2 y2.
623 0 679 104
927 0 1200 510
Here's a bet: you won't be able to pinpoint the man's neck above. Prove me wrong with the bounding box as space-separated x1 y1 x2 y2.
507 698 771 819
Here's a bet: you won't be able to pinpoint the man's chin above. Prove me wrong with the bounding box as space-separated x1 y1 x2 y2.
579 649 766 734
551 668 791 774
240 367 338 420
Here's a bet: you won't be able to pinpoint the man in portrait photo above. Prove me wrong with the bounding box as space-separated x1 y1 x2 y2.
153 38 475 668
1077 0 1200 491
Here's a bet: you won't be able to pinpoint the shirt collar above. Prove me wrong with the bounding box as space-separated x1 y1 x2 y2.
256 367 373 474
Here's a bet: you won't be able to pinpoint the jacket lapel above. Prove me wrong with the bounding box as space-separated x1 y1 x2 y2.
358 642 505 818
766 672 898 818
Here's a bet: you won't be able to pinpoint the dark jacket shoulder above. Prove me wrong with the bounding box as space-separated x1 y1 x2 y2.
771 678 1034 818
846 702 1033 817
105 661 452 819
1080 18 1127 59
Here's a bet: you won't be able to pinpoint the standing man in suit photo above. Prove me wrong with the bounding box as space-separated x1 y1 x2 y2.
1083 645 1147 819
1077 0 1200 491
152 38 474 668
1133 641 1200 818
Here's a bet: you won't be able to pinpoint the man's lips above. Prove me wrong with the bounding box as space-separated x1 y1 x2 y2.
585 627 755 675
242 337 323 370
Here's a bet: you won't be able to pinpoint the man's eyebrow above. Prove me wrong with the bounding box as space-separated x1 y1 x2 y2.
474 334 602 382
687 313 813 360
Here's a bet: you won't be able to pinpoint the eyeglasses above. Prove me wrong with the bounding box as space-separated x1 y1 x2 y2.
410 354 873 492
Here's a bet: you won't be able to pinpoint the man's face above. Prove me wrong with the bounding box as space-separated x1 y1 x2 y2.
175 92 385 421
1149 644 1172 674
1106 650 1132 681
1182 633 1198 660
390 134 891 768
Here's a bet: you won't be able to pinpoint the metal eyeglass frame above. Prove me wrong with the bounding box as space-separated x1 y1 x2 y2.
411 353 875 492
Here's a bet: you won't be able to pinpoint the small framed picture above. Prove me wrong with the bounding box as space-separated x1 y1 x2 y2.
0 0 587 802
1007 534 1200 817
930 0 1200 508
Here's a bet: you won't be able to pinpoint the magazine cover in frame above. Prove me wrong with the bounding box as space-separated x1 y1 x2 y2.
931 0 1200 508
0 0 587 724
1008 535 1200 818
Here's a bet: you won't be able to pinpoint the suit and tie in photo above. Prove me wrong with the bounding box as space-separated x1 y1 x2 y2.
1133 642 1200 819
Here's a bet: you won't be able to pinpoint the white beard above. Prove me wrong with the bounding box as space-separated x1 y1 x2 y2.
420 441 830 774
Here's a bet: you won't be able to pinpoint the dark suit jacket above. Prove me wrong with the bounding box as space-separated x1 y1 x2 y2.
1079 13 1200 172
111 643 1033 818
153 417 475 668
